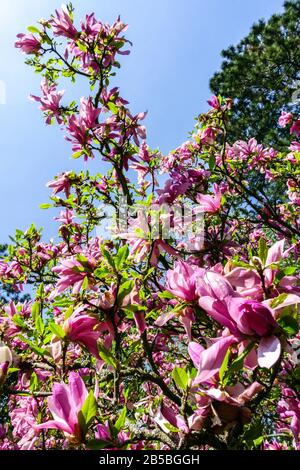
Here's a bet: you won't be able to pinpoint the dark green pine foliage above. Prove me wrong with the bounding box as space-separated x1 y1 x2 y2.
210 0 300 149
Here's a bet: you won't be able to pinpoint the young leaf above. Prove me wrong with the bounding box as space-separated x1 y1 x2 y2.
27 26 40 34
258 237 268 266
117 280 134 305
98 343 117 368
31 302 40 321
172 366 188 391
78 391 98 435
115 245 129 270
114 407 127 433
219 347 231 383
49 322 66 340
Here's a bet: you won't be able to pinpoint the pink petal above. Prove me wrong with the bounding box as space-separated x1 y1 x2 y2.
266 239 285 265
188 342 205 368
68 372 88 412
194 335 236 383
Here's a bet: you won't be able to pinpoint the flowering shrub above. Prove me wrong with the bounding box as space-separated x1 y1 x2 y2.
0 3 299 450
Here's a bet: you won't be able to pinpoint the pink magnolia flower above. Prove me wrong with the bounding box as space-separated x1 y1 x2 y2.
189 335 236 384
122 280 146 335
50 255 96 298
277 387 300 446
36 372 88 443
55 208 74 225
196 183 222 213
47 172 71 197
81 13 103 37
50 7 78 39
197 271 281 368
198 127 217 145
95 421 130 449
166 260 203 301
228 298 277 337
225 239 287 297
30 79 64 124
278 111 293 128
10 396 39 450
15 33 41 54
63 308 101 358
65 114 92 159
153 403 189 434
79 97 101 128
207 95 220 109
290 141 300 152
290 120 300 137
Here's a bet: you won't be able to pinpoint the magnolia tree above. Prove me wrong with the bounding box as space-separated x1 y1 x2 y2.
0 3 299 451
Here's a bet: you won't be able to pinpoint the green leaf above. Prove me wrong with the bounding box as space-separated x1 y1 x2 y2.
158 291 174 299
115 245 129 270
226 342 255 376
39 203 52 209
72 150 83 159
30 372 39 392
35 315 44 335
31 302 40 321
98 343 117 369
18 335 49 357
278 314 299 336
114 407 127 433
107 102 119 115
208 154 216 171
49 322 66 340
253 436 264 447
12 314 26 328
219 347 231 383
8 367 20 374
117 280 134 305
64 305 74 320
86 439 111 450
270 293 288 308
78 390 98 436
101 245 115 269
27 26 40 34
81 275 89 291
258 237 268 266
164 422 181 432
172 366 188 391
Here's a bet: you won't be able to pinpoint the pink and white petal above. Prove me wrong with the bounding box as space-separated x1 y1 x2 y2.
257 336 281 369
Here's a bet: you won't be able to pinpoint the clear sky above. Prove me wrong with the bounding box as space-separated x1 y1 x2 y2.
0 0 284 242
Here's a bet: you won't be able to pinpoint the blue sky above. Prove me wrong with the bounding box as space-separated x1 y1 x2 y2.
0 0 284 242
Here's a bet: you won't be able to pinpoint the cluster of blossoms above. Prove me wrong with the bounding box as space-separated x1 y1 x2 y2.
0 4 299 451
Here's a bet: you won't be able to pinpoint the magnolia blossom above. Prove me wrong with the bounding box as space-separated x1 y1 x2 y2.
65 102 99 159
50 7 78 39
290 120 300 137
47 172 71 197
278 111 293 128
196 184 222 213
63 308 101 358
166 260 202 301
79 97 101 128
50 255 96 298
30 79 64 124
197 271 281 368
36 372 88 442
15 33 41 54
189 335 237 383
